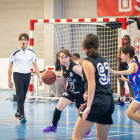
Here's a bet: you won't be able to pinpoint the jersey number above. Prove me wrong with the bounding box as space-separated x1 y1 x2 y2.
97 62 110 85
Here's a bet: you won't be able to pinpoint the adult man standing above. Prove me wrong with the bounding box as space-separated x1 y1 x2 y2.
8 33 42 124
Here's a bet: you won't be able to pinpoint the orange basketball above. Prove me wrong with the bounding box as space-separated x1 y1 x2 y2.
42 70 56 85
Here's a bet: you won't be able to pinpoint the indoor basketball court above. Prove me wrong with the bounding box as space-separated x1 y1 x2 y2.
0 0 140 140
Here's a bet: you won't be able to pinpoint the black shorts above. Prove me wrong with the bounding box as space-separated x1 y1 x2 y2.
62 91 85 109
119 61 128 78
80 94 115 125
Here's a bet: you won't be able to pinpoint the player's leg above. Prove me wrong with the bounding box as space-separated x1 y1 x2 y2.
42 93 73 133
126 99 140 123
72 117 94 140
96 124 110 140
75 94 91 137
127 82 134 103
55 82 63 97
117 79 125 106
20 73 30 124
13 73 24 121
49 83 56 97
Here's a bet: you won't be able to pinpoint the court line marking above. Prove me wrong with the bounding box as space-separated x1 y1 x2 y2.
84 132 140 139
1 118 140 129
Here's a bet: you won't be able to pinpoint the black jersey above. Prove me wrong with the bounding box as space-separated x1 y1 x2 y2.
62 61 85 95
82 56 112 95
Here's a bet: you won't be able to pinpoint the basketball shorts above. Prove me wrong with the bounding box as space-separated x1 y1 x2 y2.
119 61 128 78
62 91 85 109
133 93 140 104
80 94 115 125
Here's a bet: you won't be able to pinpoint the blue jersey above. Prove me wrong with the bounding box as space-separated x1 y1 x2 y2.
128 60 140 97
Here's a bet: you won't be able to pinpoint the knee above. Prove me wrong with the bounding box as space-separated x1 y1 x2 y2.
126 110 132 119
57 103 65 111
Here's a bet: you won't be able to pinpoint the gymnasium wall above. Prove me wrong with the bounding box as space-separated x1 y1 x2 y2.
0 0 98 90
0 0 139 93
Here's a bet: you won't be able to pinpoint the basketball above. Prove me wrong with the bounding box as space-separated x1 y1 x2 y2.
42 70 56 85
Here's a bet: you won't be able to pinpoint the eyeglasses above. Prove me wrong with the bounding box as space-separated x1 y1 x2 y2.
20 39 27 41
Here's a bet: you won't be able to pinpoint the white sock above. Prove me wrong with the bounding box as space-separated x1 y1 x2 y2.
130 97 133 101
120 96 125 102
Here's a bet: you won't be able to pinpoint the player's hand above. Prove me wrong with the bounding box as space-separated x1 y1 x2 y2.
119 75 129 82
8 81 13 89
79 103 86 110
82 107 90 121
110 68 116 75
39 78 42 86
83 92 87 101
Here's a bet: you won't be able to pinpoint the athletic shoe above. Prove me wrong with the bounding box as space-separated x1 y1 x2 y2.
116 100 125 106
14 113 21 121
20 116 27 124
85 129 91 137
42 123 58 133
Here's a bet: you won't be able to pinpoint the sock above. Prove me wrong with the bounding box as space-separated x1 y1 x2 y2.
130 97 133 101
120 96 125 102
52 108 62 127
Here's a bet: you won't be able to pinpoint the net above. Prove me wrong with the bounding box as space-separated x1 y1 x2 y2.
33 19 140 94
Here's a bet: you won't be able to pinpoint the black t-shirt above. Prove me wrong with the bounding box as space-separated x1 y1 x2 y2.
82 56 112 95
62 61 85 95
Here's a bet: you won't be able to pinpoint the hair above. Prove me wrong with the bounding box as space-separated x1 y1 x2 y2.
19 33 29 41
82 34 99 58
123 35 131 44
73 53 80 59
121 45 140 66
55 52 61 71
59 49 72 58
59 49 75 63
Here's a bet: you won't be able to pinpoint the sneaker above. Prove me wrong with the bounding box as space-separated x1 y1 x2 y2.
42 123 58 133
20 116 27 124
14 113 21 121
84 129 91 137
116 100 125 106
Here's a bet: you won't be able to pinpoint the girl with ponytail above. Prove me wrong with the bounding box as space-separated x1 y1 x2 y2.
110 45 140 124
72 34 114 140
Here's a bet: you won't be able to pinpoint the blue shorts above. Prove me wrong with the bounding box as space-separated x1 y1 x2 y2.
133 97 140 104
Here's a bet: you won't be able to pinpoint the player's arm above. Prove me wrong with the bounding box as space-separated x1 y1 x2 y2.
32 61 42 86
8 63 14 89
117 47 121 71
119 75 129 82
117 47 122 60
73 65 82 77
56 69 66 85
110 62 135 75
82 60 96 110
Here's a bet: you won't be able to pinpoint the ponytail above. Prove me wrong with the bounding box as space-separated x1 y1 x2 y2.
134 55 140 66
86 48 99 58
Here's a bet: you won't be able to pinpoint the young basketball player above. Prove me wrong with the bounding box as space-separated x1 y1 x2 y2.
72 34 115 140
72 53 82 67
117 35 134 106
8 33 42 124
110 45 140 124
42 49 91 136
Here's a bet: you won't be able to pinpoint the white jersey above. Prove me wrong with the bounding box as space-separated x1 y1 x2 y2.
9 47 37 73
